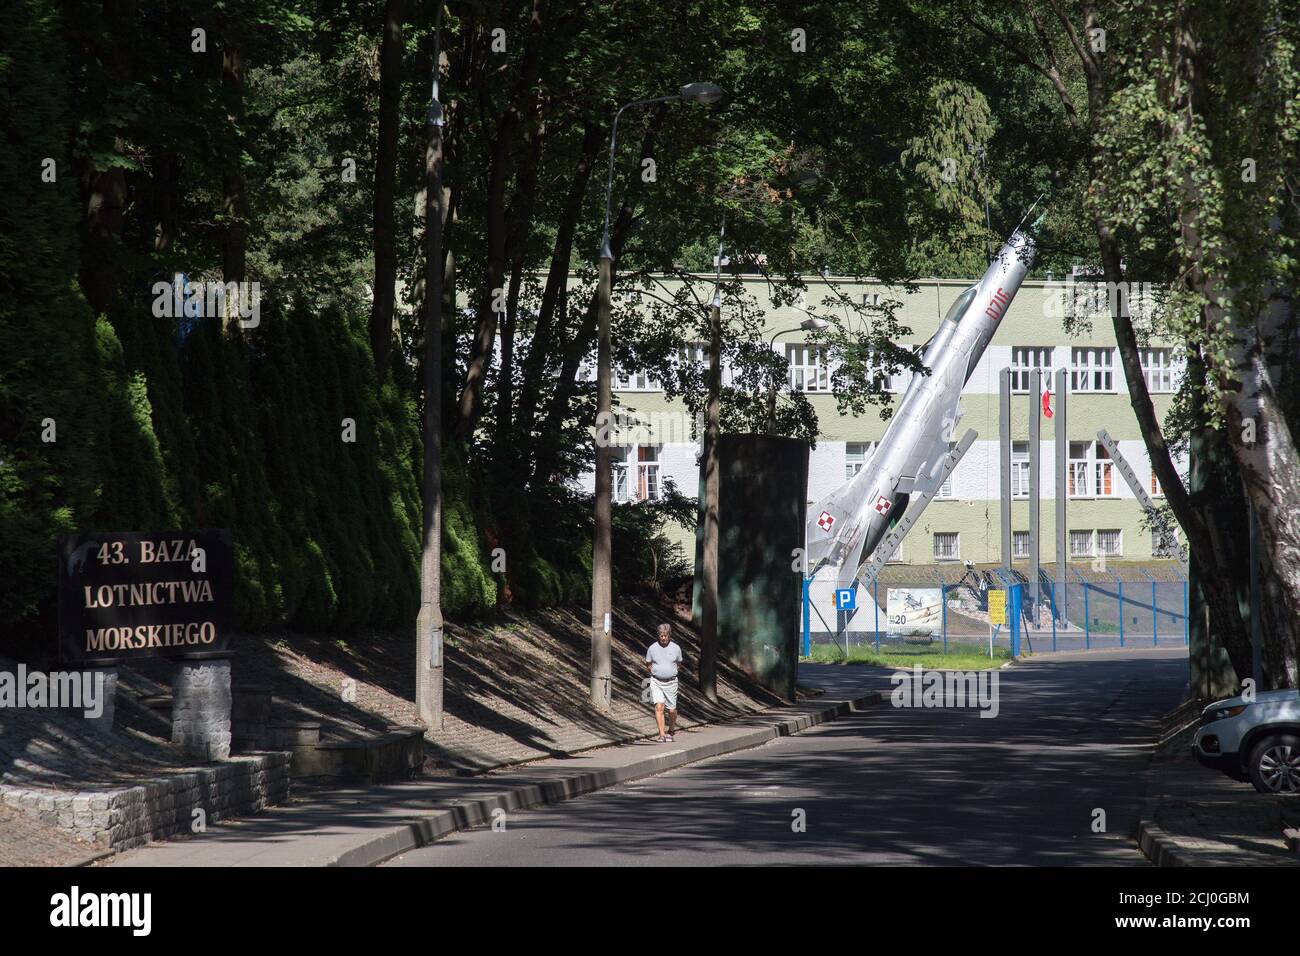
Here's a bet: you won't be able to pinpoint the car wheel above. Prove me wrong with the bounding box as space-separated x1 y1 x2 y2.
1247 734 1300 795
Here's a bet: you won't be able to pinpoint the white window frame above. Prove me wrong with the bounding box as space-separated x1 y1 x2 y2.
933 532 960 561
611 445 662 502
787 343 831 392
845 442 875 481
1068 440 1115 498
1011 441 1031 498
1069 529 1096 558
1071 347 1115 393
1012 530 1031 559
1097 529 1123 557
614 368 658 391
1140 347 1178 393
1010 347 1053 393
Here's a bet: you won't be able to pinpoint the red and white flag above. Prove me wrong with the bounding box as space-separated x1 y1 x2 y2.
1041 386 1054 419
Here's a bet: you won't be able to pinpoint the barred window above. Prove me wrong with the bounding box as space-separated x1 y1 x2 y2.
933 532 960 560
1013 531 1031 559
1097 529 1123 556
1069 529 1095 557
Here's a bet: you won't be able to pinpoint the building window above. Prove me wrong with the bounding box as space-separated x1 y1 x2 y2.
1094 443 1114 496
677 343 706 368
933 532 960 561
1011 347 1053 393
1069 529 1095 558
1068 440 1114 497
863 291 880 308
845 442 875 481
612 446 661 502
1140 347 1178 393
1097 529 1123 556
1071 347 1114 392
612 448 630 503
1011 441 1031 498
614 368 658 391
1150 468 1164 498
787 343 831 392
1013 531 1031 559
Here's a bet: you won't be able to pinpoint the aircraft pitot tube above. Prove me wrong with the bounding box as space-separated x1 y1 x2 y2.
805 204 1045 592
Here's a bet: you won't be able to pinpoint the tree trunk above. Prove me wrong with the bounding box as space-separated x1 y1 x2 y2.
454 0 546 441
516 121 602 443
370 0 405 380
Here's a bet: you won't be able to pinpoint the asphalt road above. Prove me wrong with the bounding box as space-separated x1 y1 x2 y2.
386 647 1189 866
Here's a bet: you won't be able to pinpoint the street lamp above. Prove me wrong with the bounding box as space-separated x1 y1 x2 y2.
766 315 830 434
590 82 723 712
416 0 493 731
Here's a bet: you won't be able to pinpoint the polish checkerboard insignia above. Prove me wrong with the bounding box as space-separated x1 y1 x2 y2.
817 511 835 533
874 496 892 515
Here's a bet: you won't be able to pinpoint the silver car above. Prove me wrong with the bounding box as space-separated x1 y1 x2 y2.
1193 689 1300 795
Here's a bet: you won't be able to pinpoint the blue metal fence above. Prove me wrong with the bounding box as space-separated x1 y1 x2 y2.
800 562 1188 657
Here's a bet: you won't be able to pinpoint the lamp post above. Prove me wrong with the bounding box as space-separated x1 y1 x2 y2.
417 0 492 731
590 82 723 712
766 315 829 434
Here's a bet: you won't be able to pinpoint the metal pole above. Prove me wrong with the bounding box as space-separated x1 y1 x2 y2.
1054 367 1068 622
999 368 1012 569
1084 582 1090 649
1050 580 1057 651
873 576 880 653
1182 579 1189 646
417 2 448 729
1028 368 1041 616
1249 497 1263 688
590 254 614 710
802 577 811 657
1117 575 1125 647
937 568 947 654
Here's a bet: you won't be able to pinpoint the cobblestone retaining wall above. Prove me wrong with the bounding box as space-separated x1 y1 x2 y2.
0 752 290 852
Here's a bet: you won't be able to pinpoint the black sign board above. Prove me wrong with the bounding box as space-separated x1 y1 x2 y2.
58 530 235 665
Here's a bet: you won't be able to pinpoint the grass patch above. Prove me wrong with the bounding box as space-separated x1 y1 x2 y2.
802 641 1013 670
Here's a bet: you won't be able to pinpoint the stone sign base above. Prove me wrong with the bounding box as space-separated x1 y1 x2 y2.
171 658 232 760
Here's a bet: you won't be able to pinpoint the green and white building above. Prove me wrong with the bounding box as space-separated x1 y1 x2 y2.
577 272 1187 572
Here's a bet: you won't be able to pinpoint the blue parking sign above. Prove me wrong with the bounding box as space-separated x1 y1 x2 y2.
835 588 856 611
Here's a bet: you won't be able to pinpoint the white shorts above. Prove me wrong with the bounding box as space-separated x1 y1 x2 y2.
650 676 678 710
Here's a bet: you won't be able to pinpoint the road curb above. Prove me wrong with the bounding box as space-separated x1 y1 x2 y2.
1136 819 1195 867
328 690 883 867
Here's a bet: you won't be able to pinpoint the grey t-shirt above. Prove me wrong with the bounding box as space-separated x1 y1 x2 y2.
646 640 683 680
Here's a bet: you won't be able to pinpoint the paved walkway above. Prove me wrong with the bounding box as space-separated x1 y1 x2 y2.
108 668 883 867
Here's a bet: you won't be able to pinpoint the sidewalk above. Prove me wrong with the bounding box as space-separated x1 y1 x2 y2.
108 682 883 867
1137 704 1300 866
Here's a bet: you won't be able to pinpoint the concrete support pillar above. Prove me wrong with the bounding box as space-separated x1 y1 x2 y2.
1054 367 1068 619
1028 368 1041 614
999 368 1012 569
171 659 232 761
